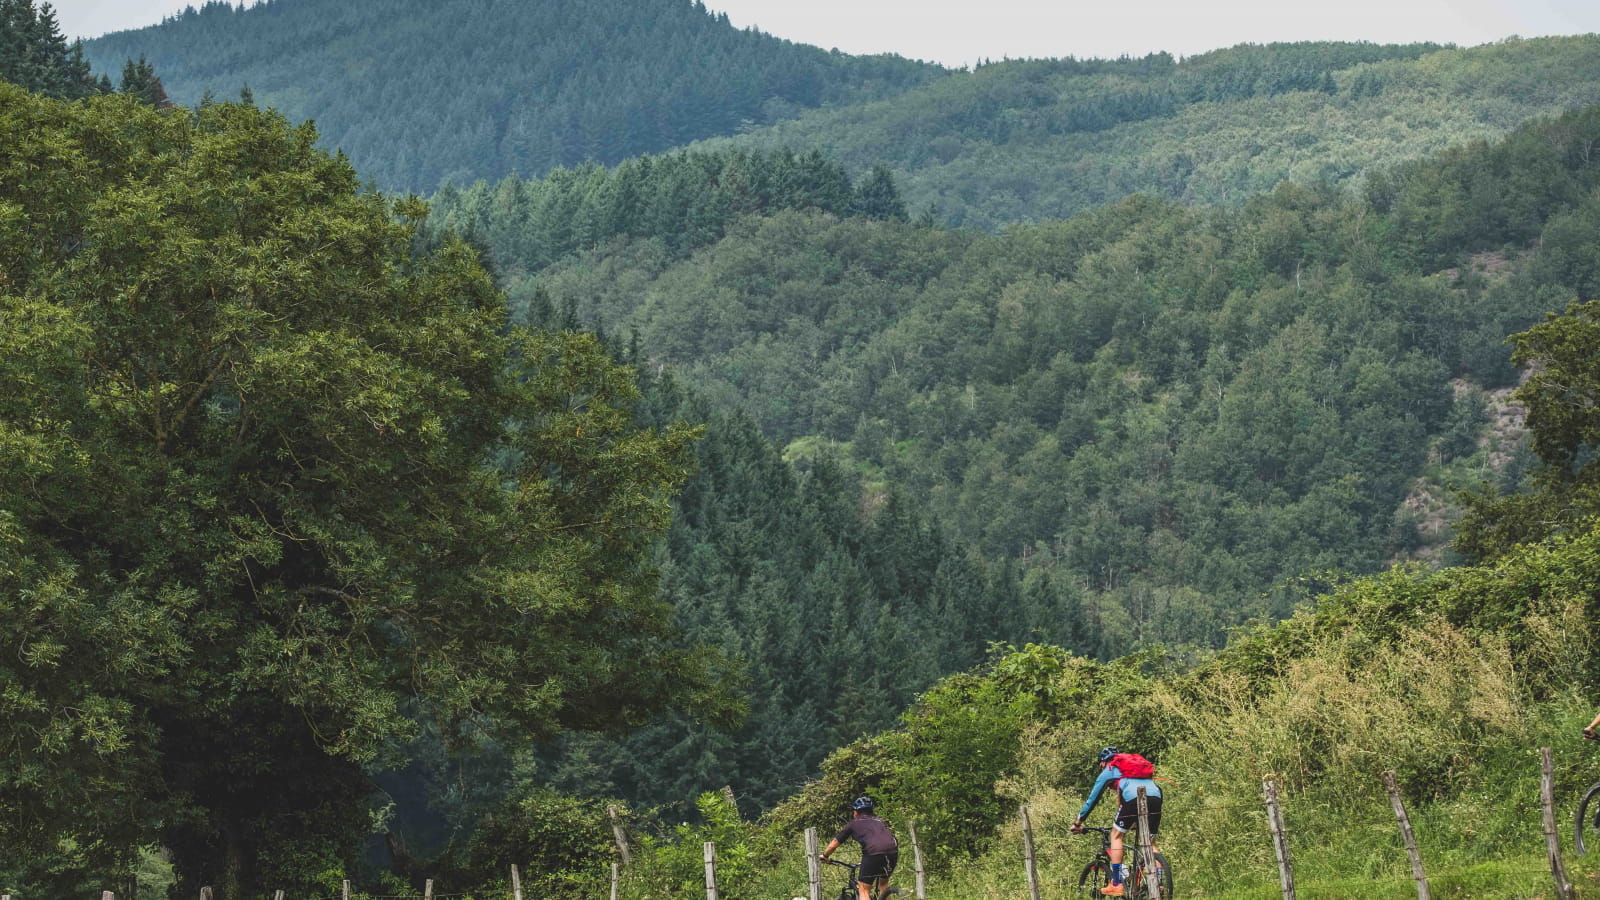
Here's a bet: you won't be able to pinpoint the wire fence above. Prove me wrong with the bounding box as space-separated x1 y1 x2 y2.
35 749 1597 900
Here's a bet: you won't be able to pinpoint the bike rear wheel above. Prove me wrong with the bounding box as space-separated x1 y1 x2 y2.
1147 852 1173 898
1577 781 1600 855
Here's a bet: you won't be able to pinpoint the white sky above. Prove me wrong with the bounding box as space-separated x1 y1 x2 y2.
49 0 1600 67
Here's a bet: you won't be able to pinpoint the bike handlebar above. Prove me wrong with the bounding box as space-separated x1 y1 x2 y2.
820 857 858 870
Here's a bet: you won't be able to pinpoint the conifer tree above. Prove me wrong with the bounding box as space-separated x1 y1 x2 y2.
0 0 101 98
118 54 169 107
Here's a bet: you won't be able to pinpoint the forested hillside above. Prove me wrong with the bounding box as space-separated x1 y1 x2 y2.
710 36 1600 227
388 106 1600 843
17 8 1600 896
452 106 1600 658
637 304 1600 897
81 0 942 192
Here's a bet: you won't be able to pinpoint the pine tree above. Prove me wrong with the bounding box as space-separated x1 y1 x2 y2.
119 54 170 107
854 164 909 221
0 0 103 98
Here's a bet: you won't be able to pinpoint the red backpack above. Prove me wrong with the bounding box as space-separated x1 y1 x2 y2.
1109 752 1154 779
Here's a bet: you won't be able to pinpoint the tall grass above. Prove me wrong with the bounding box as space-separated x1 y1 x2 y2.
644 600 1600 898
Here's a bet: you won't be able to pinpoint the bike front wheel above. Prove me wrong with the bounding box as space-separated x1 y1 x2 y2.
1577 781 1600 855
1078 860 1111 897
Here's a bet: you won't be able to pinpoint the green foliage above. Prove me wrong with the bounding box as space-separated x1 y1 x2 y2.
443 788 614 900
1457 299 1600 559
82 0 943 192
712 36 1600 229
629 791 756 899
118 55 169 107
511 156 1562 650
0 84 732 895
418 101 1600 853
0 0 107 98
746 521 1600 897
424 146 909 276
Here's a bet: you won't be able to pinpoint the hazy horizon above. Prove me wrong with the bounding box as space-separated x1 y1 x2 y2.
48 0 1600 68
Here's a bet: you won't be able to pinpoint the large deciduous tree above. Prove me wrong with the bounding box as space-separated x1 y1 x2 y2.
1456 298 1600 559
0 84 733 895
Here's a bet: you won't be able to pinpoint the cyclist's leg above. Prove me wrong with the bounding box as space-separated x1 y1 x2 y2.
859 852 895 900
881 849 898 897
1145 795 1163 858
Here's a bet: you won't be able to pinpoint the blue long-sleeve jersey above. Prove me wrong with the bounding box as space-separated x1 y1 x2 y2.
1078 764 1162 821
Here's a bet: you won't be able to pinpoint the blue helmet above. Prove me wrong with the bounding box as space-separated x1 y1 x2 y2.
851 795 876 811
1098 746 1119 764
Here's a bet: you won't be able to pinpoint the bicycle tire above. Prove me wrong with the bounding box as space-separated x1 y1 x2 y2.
1150 851 1173 899
1078 860 1111 897
1577 781 1600 855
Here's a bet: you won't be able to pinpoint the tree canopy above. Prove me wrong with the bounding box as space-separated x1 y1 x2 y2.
712 36 1600 228
0 84 733 897
83 0 944 192
0 0 109 97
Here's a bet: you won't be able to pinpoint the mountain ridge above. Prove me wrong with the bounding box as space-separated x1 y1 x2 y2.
82 0 944 191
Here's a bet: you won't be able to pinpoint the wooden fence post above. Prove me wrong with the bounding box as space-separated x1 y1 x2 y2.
274 891 285 900
1136 787 1162 900
703 841 719 900
805 827 822 900
341 880 350 900
1021 804 1041 900
610 861 620 900
102 892 114 900
202 888 214 900
1381 770 1432 900
1263 779 1296 900
510 864 524 900
907 818 927 900
720 785 740 818
608 804 633 866
424 878 434 900
1541 748 1576 900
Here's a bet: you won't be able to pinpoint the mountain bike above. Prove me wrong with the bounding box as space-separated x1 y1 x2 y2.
1578 730 1600 853
820 856 903 900
1075 826 1172 899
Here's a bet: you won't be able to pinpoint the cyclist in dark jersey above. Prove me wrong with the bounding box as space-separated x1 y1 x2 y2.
820 796 898 900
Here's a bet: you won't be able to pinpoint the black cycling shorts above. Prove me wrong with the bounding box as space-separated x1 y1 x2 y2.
859 850 898 883
1113 795 1162 835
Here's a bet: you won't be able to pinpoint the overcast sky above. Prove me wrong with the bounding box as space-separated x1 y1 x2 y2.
49 0 1600 67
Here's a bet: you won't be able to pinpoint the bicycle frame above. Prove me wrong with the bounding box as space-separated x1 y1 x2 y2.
821 856 897 900
1075 826 1170 898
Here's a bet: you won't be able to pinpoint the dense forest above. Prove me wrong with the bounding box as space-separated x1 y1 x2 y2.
393 100 1600 866
12 2 1600 898
709 35 1600 227
82 0 943 192
446 103 1600 653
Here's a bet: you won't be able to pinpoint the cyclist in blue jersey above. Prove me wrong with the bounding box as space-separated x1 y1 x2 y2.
1071 746 1163 897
